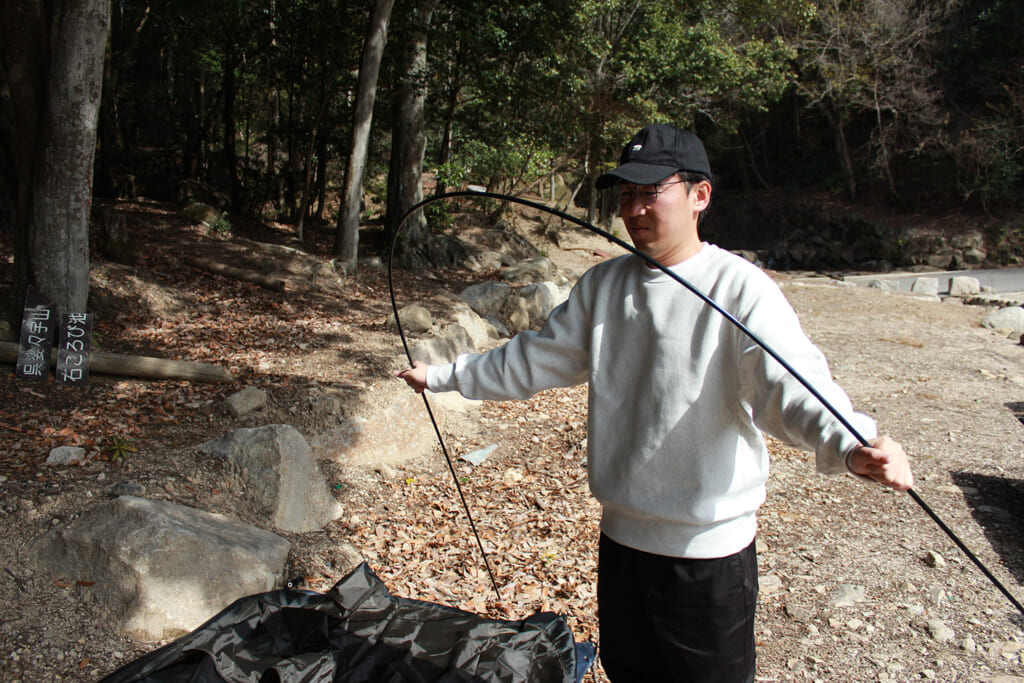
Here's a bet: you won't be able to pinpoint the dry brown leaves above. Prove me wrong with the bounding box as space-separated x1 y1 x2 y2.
337 384 605 647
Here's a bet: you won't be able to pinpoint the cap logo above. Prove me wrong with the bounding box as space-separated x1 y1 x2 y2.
631 144 643 152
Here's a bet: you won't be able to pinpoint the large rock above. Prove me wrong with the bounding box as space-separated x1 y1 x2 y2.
461 282 512 318
982 306 1024 333
911 277 940 296
961 247 987 265
313 390 477 468
388 305 433 333
501 256 556 284
949 276 981 297
198 425 342 533
180 201 220 226
502 295 532 335
450 302 504 349
31 496 290 641
411 323 475 365
516 282 565 325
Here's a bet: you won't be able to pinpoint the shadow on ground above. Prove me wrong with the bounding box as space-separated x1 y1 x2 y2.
949 461 1024 592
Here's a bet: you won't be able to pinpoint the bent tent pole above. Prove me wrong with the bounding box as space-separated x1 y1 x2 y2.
389 189 1024 616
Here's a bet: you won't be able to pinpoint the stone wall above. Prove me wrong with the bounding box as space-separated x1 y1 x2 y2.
703 193 1001 273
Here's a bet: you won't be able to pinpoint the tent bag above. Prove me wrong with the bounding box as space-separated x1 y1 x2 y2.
101 562 596 682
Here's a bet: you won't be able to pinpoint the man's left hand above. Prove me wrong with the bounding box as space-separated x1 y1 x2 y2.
847 435 914 491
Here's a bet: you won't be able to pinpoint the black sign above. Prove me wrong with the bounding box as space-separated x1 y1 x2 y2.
56 313 93 386
15 287 56 381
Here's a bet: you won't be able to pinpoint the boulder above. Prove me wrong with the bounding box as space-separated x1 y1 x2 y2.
313 390 476 468
450 303 504 350
500 256 556 284
388 305 433 333
465 250 504 273
31 495 290 641
516 282 565 325
867 279 899 292
180 202 220 226
198 425 343 533
924 252 954 269
411 323 475 365
982 306 1024 334
949 276 981 297
961 247 986 265
950 230 984 251
461 282 512 318
502 295 532 335
911 277 940 296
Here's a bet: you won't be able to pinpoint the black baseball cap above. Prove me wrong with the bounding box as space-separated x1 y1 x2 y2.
595 124 712 189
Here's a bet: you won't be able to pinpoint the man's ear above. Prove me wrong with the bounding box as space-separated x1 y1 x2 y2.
693 180 712 211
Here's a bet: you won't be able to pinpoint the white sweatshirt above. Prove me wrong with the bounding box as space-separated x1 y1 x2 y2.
427 244 876 559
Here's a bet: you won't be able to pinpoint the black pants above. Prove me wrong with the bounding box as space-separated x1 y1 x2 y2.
597 534 758 683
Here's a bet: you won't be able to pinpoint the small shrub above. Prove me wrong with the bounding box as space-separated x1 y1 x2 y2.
104 436 137 463
208 212 232 235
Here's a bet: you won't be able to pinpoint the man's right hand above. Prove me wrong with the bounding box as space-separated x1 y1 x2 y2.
394 360 429 393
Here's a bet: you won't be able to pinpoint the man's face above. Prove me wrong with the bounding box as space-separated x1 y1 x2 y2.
618 174 711 266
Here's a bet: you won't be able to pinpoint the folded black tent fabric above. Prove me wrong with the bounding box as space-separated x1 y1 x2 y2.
101 562 596 682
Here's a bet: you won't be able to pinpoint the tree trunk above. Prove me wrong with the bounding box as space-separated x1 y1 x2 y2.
4 0 111 322
267 86 280 209
222 43 240 210
872 80 898 198
823 97 857 201
334 0 396 268
314 134 329 221
94 31 123 197
184 256 286 291
385 0 439 267
585 136 599 226
1 1 46 324
434 56 463 197
296 94 329 244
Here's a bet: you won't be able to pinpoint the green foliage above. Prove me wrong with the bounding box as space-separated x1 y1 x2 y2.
436 137 555 196
620 3 798 129
96 0 1024 250
954 122 1024 208
426 203 455 233
208 212 233 235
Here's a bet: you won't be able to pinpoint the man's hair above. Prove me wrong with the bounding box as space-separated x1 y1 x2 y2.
678 171 711 186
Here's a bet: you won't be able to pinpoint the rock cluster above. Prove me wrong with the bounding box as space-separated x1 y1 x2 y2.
29 252 575 643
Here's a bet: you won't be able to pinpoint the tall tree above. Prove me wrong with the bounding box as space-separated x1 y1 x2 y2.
794 0 952 200
942 0 1024 206
1 0 111 320
335 0 396 268
385 0 440 266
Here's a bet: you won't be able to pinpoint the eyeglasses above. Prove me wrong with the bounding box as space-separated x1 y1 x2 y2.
619 179 685 206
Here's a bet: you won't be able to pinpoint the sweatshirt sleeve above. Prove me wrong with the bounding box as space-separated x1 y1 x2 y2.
738 285 877 474
426 285 591 400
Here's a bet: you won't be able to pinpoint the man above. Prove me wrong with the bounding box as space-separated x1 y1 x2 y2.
396 123 912 681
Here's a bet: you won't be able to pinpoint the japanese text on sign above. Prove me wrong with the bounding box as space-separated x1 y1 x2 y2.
15 287 56 381
56 313 93 386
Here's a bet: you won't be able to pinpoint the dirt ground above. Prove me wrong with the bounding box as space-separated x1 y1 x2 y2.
1 198 1024 682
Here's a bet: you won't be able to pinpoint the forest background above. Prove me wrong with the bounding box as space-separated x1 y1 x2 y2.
2 0 1024 323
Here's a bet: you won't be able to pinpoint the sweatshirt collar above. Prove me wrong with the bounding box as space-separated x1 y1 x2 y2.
637 242 712 282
